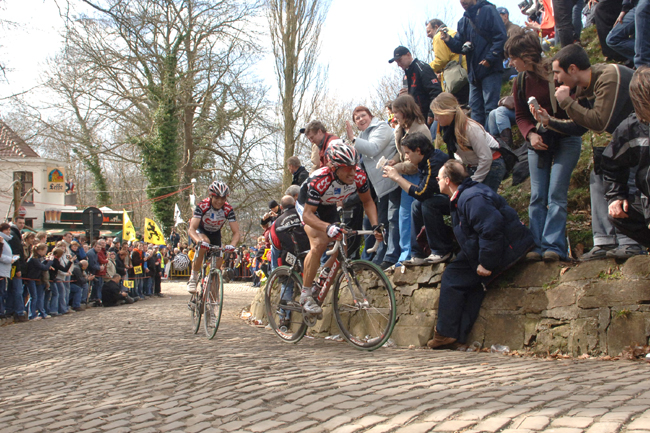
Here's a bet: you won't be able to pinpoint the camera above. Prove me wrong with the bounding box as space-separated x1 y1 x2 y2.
518 0 541 20
461 41 474 55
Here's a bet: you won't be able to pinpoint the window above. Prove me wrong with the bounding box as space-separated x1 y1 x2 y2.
13 171 34 204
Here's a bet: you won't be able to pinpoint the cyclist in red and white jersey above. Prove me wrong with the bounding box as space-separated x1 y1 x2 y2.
296 141 383 314
187 180 241 293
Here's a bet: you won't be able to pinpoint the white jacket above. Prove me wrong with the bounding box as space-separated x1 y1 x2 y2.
353 118 399 198
0 232 14 279
453 121 500 183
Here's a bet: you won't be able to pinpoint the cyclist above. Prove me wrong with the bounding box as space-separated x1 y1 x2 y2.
187 180 241 294
297 141 384 314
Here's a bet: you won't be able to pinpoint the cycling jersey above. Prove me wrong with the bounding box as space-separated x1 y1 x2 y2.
193 198 237 233
298 166 369 207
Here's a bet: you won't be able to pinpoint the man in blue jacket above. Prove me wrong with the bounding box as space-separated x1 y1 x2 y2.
383 132 452 265
428 160 535 349
441 0 507 127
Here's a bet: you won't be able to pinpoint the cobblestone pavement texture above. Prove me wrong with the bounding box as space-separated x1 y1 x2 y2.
2 281 650 433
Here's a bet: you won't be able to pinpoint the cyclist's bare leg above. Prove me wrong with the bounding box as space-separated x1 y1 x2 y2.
301 225 334 314
188 233 210 293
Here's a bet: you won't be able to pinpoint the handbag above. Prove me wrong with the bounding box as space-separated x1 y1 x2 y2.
443 55 469 94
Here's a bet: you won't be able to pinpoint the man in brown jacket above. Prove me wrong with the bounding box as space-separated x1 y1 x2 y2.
534 44 644 260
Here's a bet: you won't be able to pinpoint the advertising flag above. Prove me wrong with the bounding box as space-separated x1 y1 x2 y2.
174 204 184 226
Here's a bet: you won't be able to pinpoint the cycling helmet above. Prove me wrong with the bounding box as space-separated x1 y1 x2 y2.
327 140 359 168
208 180 230 197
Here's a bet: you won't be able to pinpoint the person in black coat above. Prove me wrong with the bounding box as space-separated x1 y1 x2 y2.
287 156 309 186
102 274 134 307
428 160 535 349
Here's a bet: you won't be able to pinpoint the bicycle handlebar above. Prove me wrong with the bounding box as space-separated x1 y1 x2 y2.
326 230 381 256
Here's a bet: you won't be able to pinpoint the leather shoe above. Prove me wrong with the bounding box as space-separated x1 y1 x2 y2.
427 333 457 349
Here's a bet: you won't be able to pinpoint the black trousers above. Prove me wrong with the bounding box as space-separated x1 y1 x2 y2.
436 252 487 344
608 196 650 248
553 0 580 46
595 0 627 61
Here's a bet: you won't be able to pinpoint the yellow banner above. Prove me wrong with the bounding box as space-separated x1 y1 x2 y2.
134 265 143 275
122 210 137 242
123 280 134 288
144 218 166 245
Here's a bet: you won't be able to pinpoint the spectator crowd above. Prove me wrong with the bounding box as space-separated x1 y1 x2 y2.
0 220 177 325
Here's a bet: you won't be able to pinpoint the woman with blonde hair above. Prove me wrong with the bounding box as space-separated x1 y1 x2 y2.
387 95 432 263
431 92 506 192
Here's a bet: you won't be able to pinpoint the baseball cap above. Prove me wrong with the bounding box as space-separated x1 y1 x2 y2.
388 46 410 63
497 7 509 15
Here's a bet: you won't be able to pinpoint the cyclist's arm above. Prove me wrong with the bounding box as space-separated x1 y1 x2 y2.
227 221 241 247
188 217 203 244
359 190 379 227
302 204 330 234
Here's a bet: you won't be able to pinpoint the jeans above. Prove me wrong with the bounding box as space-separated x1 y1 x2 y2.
47 284 59 315
80 282 89 304
468 72 502 127
0 278 6 316
8 277 25 316
436 251 486 344
635 0 650 67
90 276 103 301
56 280 68 314
64 275 71 309
411 195 453 258
135 277 144 299
370 187 401 265
590 169 640 247
271 245 280 271
487 106 516 136
25 279 38 319
481 157 507 193
398 174 420 262
69 283 83 309
528 136 582 259
606 7 636 63
145 277 153 296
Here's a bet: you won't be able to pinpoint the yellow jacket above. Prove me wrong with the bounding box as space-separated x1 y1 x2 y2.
429 28 467 91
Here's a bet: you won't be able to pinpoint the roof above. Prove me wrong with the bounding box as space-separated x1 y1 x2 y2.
0 118 40 159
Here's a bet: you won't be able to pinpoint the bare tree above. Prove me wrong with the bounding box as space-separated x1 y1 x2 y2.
267 0 330 190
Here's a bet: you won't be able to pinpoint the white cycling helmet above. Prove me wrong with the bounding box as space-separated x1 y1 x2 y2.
327 140 359 168
208 180 230 197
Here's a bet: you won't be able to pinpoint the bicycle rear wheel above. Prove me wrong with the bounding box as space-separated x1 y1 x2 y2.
265 266 307 343
203 270 224 339
332 260 396 351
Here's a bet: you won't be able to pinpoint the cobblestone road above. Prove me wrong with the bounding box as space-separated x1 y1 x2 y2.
2 281 650 433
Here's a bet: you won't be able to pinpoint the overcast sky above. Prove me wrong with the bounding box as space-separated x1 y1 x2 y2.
0 0 525 107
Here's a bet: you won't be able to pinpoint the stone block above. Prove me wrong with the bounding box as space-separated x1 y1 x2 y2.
524 316 540 346
607 311 650 356
546 284 577 309
579 280 650 309
311 305 333 335
522 287 548 313
397 283 418 297
543 305 580 321
621 255 650 280
411 288 439 313
535 323 571 354
483 313 525 350
392 266 426 286
507 261 562 288
560 260 617 282
392 313 436 346
396 296 411 316
482 287 526 311
568 318 599 356
467 314 487 346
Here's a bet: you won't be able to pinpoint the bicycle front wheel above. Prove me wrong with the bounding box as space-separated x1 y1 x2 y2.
265 266 307 343
332 260 396 351
190 293 201 334
203 270 224 339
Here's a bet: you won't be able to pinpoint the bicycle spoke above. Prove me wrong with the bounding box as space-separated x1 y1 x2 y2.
265 266 307 343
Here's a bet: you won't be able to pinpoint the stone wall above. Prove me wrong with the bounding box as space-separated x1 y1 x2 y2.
247 256 650 356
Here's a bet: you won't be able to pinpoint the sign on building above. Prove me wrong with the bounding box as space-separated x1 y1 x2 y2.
46 168 65 192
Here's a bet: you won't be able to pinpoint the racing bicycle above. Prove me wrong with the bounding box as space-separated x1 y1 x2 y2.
188 244 224 339
264 223 397 351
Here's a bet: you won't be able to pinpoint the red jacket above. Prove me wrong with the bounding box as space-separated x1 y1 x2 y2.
96 249 108 277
